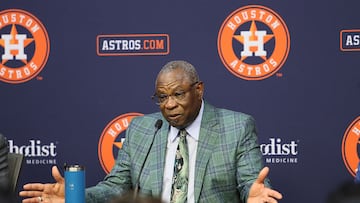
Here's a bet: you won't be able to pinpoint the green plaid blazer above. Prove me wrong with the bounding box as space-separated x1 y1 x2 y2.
86 101 268 203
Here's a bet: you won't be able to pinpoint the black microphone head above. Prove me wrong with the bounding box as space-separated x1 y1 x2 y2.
155 119 163 130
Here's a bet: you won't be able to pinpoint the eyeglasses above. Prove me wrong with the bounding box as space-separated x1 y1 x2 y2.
152 81 199 105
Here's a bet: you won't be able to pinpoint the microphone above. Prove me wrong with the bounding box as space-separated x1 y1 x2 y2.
154 119 163 130
133 119 163 199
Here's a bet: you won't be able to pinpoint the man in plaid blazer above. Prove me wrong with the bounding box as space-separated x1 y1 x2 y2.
20 60 282 203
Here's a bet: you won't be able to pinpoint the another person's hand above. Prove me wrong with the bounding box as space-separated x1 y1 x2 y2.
247 167 283 203
19 166 65 203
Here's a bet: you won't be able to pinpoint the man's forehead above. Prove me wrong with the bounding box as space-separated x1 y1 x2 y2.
156 79 184 89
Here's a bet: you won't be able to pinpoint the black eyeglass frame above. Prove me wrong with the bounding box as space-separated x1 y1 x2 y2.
151 81 200 105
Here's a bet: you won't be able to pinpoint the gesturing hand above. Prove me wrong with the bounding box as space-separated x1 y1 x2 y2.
247 167 282 203
19 166 65 203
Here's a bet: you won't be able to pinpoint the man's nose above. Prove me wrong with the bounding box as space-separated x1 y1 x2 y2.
164 96 177 108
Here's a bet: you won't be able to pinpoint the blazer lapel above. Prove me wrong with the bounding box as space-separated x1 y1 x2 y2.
151 120 169 195
194 103 219 201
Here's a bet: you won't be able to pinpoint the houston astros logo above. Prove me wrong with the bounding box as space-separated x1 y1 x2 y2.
0 9 50 84
218 5 290 80
342 116 360 176
98 113 143 173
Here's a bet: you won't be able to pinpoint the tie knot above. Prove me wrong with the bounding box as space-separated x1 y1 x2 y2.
179 129 187 138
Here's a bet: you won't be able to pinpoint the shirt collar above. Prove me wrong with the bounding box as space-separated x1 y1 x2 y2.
169 100 204 143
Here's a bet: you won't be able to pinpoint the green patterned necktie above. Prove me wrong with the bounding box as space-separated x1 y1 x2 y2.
170 129 189 203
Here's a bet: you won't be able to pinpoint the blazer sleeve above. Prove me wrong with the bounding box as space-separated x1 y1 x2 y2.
236 115 270 202
85 114 160 203
85 121 135 203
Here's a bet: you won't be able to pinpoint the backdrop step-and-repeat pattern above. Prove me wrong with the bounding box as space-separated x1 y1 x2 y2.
1 1 360 202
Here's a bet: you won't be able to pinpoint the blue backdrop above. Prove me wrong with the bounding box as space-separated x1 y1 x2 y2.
1 1 360 202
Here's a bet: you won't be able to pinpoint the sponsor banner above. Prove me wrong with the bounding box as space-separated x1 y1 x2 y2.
8 139 58 165
340 29 360 51
0 9 50 84
97 34 169 56
218 5 290 80
260 137 299 164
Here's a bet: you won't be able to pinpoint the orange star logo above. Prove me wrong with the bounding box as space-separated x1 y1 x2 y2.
218 5 290 80
342 116 360 177
113 141 123 148
0 24 34 64
233 20 273 61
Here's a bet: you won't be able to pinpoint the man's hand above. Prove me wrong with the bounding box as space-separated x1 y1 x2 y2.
247 167 282 203
19 166 65 203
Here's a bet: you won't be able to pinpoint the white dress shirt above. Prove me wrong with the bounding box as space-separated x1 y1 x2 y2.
161 101 204 203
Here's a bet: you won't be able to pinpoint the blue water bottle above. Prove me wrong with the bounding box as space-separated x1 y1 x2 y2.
64 164 85 203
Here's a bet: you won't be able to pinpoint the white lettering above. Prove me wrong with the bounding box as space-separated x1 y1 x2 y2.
230 58 278 75
8 140 57 157
260 138 298 156
265 157 298 164
226 9 281 31
352 127 360 136
346 35 360 46
102 39 141 51
0 14 39 33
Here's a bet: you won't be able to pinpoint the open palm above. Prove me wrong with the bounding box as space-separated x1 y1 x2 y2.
247 167 282 203
20 166 65 203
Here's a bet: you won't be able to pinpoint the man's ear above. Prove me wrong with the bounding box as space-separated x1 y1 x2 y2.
196 81 204 98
